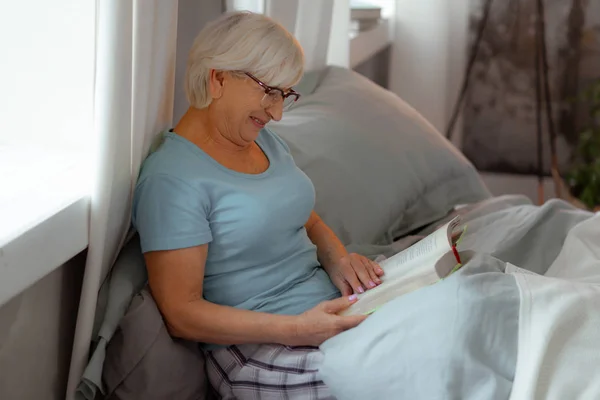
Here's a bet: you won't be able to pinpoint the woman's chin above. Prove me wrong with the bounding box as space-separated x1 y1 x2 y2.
246 120 264 136
242 125 262 142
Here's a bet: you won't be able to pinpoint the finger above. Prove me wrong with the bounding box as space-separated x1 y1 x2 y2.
372 261 385 277
369 260 383 283
336 315 368 330
324 294 359 313
360 258 381 287
338 281 353 297
352 259 377 290
343 266 366 294
331 274 353 297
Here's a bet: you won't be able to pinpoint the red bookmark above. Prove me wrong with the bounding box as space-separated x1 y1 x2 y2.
452 245 462 265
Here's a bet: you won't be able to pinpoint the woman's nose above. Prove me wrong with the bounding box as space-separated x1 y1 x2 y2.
267 101 283 121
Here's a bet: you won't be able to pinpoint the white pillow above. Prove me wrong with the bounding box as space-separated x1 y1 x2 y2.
269 66 490 245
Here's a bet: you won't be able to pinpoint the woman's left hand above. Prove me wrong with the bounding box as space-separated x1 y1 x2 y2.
326 253 385 296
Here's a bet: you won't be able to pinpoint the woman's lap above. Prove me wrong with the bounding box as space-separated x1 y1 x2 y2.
206 343 335 399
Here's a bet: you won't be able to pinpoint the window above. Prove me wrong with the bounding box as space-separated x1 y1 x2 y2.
0 0 95 305
225 0 265 13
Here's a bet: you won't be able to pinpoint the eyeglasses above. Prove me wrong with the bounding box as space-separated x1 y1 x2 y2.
244 72 300 111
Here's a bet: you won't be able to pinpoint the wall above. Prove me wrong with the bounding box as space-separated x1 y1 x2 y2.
388 0 468 149
462 0 600 175
353 46 391 88
0 252 85 400
445 0 470 148
480 172 557 203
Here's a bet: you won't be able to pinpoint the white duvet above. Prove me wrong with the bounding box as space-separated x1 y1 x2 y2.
509 212 600 400
319 200 600 400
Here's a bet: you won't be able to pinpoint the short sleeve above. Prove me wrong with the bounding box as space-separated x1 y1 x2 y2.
132 174 212 253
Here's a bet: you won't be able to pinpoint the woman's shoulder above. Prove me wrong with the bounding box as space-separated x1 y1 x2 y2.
139 131 209 182
134 140 211 210
134 135 215 205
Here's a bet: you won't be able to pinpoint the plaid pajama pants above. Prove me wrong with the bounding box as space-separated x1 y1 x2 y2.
206 343 336 400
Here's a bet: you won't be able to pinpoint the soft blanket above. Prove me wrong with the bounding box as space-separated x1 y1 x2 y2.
319 196 599 400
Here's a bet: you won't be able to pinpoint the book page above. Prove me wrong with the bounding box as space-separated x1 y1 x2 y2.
339 270 441 316
340 249 472 317
383 229 444 268
338 216 463 317
380 217 458 279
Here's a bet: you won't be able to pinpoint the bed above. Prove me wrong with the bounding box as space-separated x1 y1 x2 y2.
74 3 600 400
78 63 600 400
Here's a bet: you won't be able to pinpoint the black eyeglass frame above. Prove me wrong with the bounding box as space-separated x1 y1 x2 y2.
244 72 300 109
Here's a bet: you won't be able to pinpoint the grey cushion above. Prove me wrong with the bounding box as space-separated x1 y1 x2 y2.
269 66 491 246
295 67 328 96
102 287 211 400
77 235 149 400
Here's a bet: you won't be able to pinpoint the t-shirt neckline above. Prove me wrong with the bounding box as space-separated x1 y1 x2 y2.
165 129 273 180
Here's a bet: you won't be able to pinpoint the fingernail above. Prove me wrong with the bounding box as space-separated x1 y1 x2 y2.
368 281 376 288
357 286 365 293
376 268 384 274
375 278 382 284
348 294 358 301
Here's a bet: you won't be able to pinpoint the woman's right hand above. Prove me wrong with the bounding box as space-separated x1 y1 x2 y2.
290 295 368 347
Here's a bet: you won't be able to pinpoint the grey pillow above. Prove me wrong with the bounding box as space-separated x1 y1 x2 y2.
294 68 328 96
269 66 490 245
102 287 212 400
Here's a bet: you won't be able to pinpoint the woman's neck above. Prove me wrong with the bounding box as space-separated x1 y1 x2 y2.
174 107 251 154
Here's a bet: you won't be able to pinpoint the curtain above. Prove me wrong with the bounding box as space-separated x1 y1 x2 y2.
66 1 178 399
262 0 340 71
226 0 343 71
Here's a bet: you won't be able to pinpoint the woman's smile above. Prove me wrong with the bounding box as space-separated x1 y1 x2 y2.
250 115 267 128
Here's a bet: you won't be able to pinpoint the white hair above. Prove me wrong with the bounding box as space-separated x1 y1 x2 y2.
185 11 305 109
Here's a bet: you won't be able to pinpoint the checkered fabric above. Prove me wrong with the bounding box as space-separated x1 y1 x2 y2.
206 343 335 400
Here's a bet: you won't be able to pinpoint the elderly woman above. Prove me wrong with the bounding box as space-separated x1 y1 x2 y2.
132 11 383 399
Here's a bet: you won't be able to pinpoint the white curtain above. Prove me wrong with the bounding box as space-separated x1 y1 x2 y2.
264 0 341 71
66 1 179 399
226 0 347 71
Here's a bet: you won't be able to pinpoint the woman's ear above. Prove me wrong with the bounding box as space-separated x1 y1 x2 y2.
208 69 225 99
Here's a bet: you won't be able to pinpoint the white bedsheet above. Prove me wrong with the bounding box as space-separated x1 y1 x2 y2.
319 199 598 400
509 212 600 400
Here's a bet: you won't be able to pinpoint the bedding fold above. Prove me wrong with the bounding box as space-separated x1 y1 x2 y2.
510 213 600 400
319 197 599 400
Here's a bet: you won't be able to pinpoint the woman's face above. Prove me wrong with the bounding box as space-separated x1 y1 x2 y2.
209 70 284 145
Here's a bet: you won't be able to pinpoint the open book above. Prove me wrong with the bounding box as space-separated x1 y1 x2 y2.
339 216 472 316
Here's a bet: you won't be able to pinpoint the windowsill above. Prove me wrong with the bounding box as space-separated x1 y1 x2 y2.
0 144 90 307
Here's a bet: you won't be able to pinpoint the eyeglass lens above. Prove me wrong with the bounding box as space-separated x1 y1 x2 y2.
261 92 296 111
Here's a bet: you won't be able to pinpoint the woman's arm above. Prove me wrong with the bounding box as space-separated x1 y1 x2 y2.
144 244 365 346
304 211 349 270
305 211 384 295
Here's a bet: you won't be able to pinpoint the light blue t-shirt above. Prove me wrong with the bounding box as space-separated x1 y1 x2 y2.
132 129 340 321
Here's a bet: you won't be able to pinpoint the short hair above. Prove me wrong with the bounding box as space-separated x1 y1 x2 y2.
185 11 305 109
